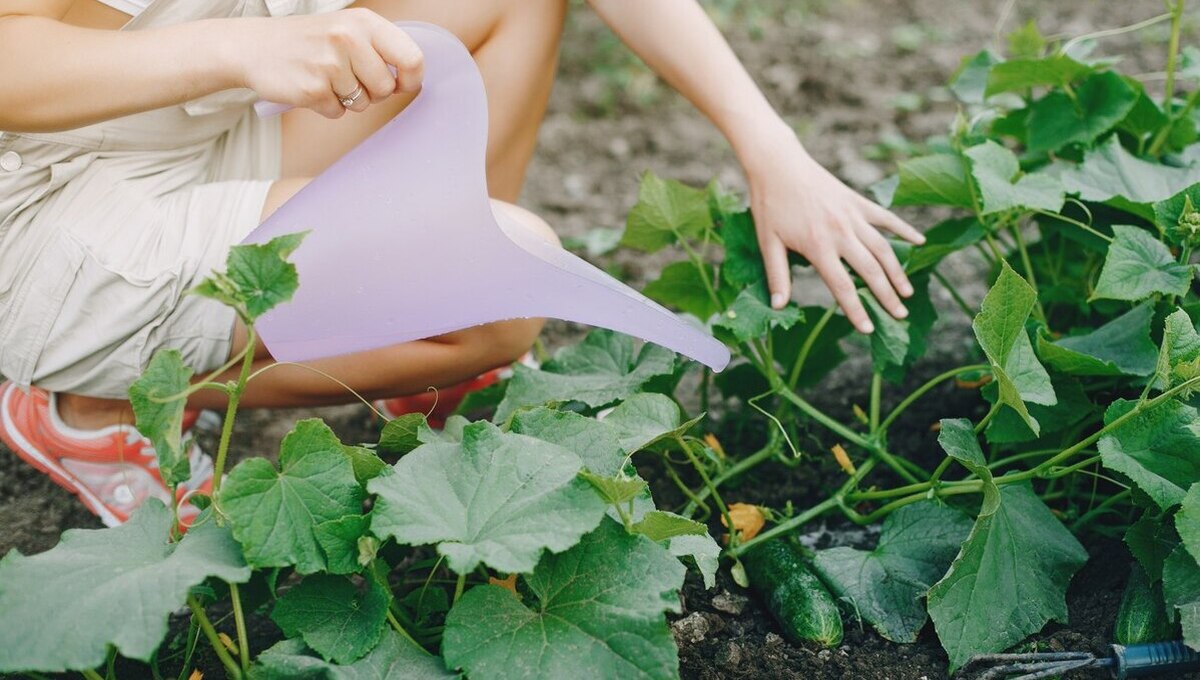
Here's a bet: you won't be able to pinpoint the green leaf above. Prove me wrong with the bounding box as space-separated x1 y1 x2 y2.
631 510 707 542
965 141 1065 214
1156 308 1200 391
1098 398 1200 511
812 502 973 643
442 519 685 680
509 408 627 476
1163 545 1200 650
860 288 909 372
927 484 1088 671
713 286 804 343
1092 226 1194 301
1120 88 1171 141
378 413 428 455
340 446 386 487
1153 182 1200 246
495 330 677 423
770 306 855 389
194 232 307 321
877 154 973 209
906 218 987 274
720 210 766 288
1006 20 1045 59
128 349 194 486
0 502 250 672
972 263 1056 434
254 630 457 680
602 393 700 453
579 470 648 506
643 261 721 320
369 422 607 574
223 419 365 574
984 55 1092 96
271 574 389 664
1178 483 1200 569
314 515 371 575
1126 512 1179 581
949 50 1001 104
1060 136 1200 209
621 173 713 253
1026 71 1138 153
1036 303 1158 376
668 533 721 589
937 418 993 485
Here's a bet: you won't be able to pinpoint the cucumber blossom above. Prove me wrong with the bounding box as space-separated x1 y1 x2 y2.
743 539 843 647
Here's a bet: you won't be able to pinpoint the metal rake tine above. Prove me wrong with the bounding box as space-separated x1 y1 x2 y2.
965 651 1095 667
976 658 1099 680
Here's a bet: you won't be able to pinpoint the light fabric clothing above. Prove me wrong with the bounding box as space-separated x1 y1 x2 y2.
95 0 152 17
0 0 353 398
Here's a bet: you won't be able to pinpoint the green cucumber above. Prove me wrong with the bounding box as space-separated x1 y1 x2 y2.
743 539 843 647
1114 565 1174 645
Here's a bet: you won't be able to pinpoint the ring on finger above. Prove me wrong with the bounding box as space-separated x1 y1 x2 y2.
336 84 365 108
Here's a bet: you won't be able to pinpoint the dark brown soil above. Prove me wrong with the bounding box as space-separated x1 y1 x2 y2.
1 1 1193 679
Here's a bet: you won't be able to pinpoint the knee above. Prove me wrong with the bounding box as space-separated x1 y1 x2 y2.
445 317 543 374
492 200 561 248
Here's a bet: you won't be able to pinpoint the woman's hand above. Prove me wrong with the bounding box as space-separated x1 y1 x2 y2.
230 8 423 119
747 135 926 334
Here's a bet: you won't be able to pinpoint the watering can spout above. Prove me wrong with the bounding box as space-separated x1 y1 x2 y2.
244 21 731 372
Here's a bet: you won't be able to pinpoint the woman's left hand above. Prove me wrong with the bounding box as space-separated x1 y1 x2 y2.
746 136 926 334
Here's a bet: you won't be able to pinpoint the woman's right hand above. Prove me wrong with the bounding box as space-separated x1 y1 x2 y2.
231 8 424 119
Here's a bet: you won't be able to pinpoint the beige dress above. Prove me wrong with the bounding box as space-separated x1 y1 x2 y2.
0 0 352 398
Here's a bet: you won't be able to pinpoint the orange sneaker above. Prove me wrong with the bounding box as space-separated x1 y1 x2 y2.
0 381 213 528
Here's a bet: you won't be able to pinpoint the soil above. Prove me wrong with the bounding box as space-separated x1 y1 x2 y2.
1 1 1194 679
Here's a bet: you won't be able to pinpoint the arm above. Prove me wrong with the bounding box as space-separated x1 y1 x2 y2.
587 0 925 333
0 4 423 133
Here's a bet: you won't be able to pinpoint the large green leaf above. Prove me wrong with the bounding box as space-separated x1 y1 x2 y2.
906 218 987 274
601 393 701 453
720 210 766 288
1059 136 1200 210
973 263 1056 434
313 515 371 576
713 286 804 343
508 408 626 476
369 422 607 574
949 49 1001 104
812 502 972 643
254 631 457 680
1036 303 1158 376
1126 512 1180 582
495 330 677 422
984 55 1092 96
0 502 250 672
222 419 365 574
1162 545 1200 650
272 574 390 664
1026 71 1138 153
1154 183 1200 246
1098 398 1200 511
1176 483 1200 569
860 288 910 372
983 375 1092 445
621 173 713 253
875 154 973 209
965 141 1064 215
643 261 721 321
442 519 685 680
128 349 194 486
192 232 307 321
927 484 1088 671
1092 226 1194 301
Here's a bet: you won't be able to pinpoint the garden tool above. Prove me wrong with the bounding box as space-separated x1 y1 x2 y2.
245 22 731 371
958 641 1200 679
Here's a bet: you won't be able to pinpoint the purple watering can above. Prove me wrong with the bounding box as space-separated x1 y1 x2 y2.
244 22 730 372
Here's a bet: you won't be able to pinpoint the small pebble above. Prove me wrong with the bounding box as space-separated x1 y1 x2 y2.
608 136 631 160
711 590 749 616
716 641 743 669
671 612 711 644
817 649 832 662
765 632 784 647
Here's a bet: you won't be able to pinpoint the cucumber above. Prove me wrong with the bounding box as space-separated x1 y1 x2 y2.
1115 565 1174 645
742 539 843 647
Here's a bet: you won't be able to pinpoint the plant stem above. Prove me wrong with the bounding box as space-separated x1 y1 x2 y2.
228 584 250 674
386 609 430 654
869 373 882 434
878 364 989 433
933 269 976 320
682 440 780 517
1031 209 1112 243
666 461 711 520
1010 224 1047 324
186 597 242 680
1071 489 1133 532
1149 0 1187 155
676 434 735 542
772 380 872 450
788 306 836 389
453 572 466 603
211 328 257 498
727 496 840 557
975 402 1001 434
81 670 104 680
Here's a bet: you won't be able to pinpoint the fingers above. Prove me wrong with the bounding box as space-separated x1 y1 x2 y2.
812 255 874 334
859 197 925 245
367 17 425 93
843 240 907 321
758 230 793 309
346 36 397 105
856 221 914 298
330 67 369 114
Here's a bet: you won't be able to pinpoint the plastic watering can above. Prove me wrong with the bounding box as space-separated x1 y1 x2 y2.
243 21 730 372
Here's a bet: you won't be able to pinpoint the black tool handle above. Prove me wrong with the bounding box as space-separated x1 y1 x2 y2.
1114 641 1200 678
